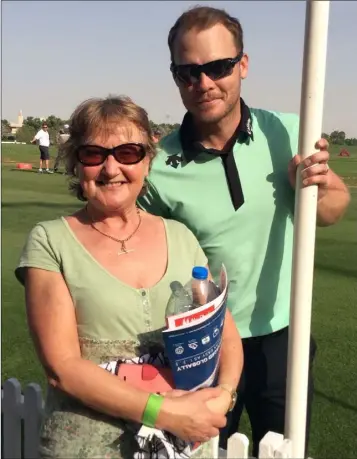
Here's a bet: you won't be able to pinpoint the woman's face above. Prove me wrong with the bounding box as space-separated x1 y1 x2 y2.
77 123 150 213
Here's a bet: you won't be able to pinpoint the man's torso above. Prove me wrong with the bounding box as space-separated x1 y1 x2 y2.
139 106 299 338
36 129 50 147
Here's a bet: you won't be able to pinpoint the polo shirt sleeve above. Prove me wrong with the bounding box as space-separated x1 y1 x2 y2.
137 179 171 218
290 115 300 156
15 224 61 286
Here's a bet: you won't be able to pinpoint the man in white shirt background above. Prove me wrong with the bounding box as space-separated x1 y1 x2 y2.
31 123 53 173
53 124 70 173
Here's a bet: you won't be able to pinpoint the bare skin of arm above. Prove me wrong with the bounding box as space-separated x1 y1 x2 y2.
288 139 351 226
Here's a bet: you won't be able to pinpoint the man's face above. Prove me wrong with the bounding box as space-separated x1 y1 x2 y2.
172 23 248 124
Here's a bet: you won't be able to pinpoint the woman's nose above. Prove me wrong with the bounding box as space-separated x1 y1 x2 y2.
101 153 122 176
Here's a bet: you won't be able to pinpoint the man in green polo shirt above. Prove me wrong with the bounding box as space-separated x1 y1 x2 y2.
138 5 350 456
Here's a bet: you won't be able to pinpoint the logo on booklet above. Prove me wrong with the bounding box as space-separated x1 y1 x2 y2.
188 341 198 350
175 345 184 355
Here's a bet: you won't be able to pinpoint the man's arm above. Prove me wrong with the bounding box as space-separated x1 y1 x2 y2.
31 131 40 145
315 168 350 226
288 139 351 226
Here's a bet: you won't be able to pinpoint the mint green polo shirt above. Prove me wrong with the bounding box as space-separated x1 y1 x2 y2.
138 107 299 338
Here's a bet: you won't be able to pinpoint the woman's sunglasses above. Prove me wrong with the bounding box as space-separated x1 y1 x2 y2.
77 143 146 167
170 52 244 86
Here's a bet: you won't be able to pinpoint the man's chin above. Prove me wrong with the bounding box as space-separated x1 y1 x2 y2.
193 110 226 124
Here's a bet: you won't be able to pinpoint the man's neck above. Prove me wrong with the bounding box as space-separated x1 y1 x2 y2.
194 101 241 151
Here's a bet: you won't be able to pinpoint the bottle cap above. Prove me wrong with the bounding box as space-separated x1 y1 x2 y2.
192 266 208 280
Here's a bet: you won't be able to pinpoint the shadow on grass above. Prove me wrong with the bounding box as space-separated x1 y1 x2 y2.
9 168 66 175
314 262 357 279
315 389 357 414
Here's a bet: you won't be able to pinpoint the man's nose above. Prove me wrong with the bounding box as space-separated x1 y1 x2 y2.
195 72 215 91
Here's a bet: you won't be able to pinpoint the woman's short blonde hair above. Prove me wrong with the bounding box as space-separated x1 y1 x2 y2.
60 95 157 201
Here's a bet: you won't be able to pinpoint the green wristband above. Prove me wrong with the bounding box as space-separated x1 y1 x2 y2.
142 393 165 428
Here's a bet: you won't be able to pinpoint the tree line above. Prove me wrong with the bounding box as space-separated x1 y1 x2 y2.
1 116 356 146
1 116 180 144
322 131 357 146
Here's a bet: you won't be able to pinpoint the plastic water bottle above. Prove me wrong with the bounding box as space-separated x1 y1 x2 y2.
165 281 193 317
191 266 209 307
165 267 220 318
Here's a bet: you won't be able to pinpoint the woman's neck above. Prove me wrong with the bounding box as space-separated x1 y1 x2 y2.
85 203 140 231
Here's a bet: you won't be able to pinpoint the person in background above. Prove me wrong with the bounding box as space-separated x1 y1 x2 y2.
138 5 351 456
31 122 53 173
54 124 70 173
15 95 243 458
152 128 163 144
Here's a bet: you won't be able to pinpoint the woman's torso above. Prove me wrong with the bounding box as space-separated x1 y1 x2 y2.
26 215 208 458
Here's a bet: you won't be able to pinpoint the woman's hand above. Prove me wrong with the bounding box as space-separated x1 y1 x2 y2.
161 389 187 398
162 388 231 415
206 389 231 415
156 387 227 442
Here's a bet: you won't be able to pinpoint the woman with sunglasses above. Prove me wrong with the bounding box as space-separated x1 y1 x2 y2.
15 96 242 458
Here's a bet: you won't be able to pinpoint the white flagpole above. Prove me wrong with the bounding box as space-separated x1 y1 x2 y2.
285 1 330 458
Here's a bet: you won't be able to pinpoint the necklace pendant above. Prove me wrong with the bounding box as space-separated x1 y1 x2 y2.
118 249 134 256
118 241 134 256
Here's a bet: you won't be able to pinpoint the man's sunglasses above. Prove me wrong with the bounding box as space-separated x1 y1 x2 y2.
76 143 146 167
170 51 244 86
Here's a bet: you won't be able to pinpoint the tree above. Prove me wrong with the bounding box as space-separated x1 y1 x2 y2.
15 125 36 143
321 132 330 141
46 115 64 130
1 119 11 136
23 116 42 131
345 138 357 146
329 130 345 145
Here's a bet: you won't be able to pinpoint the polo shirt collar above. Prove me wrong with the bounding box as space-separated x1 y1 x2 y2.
180 98 253 162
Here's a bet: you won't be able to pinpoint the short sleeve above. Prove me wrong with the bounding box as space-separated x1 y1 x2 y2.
15 224 61 285
137 179 171 219
194 242 208 268
290 115 300 157
34 131 42 140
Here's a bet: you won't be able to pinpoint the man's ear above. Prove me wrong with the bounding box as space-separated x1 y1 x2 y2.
240 53 249 80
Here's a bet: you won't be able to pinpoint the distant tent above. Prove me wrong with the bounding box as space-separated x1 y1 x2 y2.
338 149 350 157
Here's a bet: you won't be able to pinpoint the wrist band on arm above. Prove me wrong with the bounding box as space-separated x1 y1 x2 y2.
142 393 165 428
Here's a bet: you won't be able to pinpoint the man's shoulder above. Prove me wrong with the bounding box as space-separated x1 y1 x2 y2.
251 107 299 133
151 129 183 169
158 129 182 153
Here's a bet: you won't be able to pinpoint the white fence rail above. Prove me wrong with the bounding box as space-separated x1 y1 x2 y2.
1 378 44 459
218 432 295 459
2 378 308 459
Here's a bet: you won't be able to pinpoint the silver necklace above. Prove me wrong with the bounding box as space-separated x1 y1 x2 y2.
86 206 141 256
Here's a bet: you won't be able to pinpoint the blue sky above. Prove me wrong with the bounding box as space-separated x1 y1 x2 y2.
2 1 356 136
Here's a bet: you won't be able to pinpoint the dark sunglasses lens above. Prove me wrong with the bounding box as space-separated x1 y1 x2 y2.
205 60 233 80
175 59 234 85
113 144 145 164
175 67 193 85
78 146 106 166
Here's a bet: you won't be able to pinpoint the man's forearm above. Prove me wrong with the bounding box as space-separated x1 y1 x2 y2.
218 313 243 389
317 176 350 226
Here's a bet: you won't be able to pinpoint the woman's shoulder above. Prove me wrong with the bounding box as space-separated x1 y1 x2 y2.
28 217 66 239
161 217 198 244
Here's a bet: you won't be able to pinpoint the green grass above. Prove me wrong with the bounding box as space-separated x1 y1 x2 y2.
2 144 357 457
